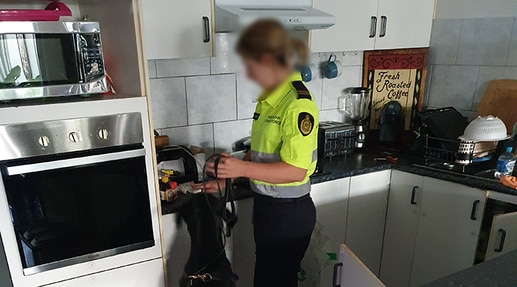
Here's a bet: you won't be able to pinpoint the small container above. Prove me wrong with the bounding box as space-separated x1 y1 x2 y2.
166 181 179 202
159 176 170 201
496 147 516 178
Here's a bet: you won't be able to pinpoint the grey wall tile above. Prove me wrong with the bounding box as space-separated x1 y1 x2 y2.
236 74 261 119
473 66 517 110
156 58 210 78
306 78 323 109
149 78 187 129
186 74 237 125
457 17 514 66
428 65 479 111
213 119 253 153
148 60 157 79
319 109 345 123
429 19 462 64
160 124 214 154
423 65 434 107
211 33 241 74
342 51 364 67
321 66 363 110
508 17 517 66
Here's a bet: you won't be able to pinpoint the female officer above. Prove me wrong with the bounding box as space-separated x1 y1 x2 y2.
193 19 319 287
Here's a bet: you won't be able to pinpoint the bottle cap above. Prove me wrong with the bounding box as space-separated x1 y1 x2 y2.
169 181 178 190
161 176 169 183
506 147 513 153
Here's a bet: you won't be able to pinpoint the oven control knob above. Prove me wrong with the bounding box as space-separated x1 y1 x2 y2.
69 132 80 143
38 135 50 147
98 128 109 140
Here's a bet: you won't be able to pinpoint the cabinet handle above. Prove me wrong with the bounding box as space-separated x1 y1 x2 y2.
495 229 507 253
379 16 388 38
410 186 418 205
202 16 210 43
332 262 343 287
369 16 377 38
470 200 480 220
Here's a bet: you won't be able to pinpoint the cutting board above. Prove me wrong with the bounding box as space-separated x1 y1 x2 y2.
477 80 517 132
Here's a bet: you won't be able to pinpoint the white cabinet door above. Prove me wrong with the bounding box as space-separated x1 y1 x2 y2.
380 171 424 287
335 244 386 287
310 0 378 52
374 0 435 49
410 178 487 287
141 0 213 59
310 178 350 287
46 258 164 287
347 170 391 276
486 211 517 260
161 213 191 286
233 198 255 287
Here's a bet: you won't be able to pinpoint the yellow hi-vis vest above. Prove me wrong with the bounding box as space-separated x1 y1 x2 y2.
250 72 319 198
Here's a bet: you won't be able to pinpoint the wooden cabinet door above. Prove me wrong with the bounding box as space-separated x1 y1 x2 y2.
380 171 424 287
310 0 378 52
374 0 435 50
410 178 487 287
347 170 391 276
486 211 517 260
310 178 350 287
141 0 213 59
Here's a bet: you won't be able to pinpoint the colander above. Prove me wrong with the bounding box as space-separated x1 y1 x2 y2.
459 116 509 142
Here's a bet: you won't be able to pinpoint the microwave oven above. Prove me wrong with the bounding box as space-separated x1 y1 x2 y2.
0 21 108 101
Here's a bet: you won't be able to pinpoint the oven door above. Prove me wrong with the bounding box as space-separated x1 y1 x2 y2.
1 147 154 276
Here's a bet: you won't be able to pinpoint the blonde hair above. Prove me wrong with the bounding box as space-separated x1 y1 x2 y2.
236 19 309 67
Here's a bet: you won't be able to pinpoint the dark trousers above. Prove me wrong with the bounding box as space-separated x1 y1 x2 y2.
253 194 317 287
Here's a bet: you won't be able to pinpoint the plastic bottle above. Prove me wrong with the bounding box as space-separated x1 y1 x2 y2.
496 147 516 177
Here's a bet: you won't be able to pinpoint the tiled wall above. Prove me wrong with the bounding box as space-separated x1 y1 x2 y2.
148 33 364 154
426 17 517 119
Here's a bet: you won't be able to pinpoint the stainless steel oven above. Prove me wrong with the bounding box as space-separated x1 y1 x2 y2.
0 98 162 286
0 21 108 101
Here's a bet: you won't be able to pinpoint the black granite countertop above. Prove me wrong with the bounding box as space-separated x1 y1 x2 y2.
423 250 517 287
161 150 517 215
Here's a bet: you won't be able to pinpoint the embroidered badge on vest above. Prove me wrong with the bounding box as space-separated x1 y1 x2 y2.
292 81 312 100
298 112 314 136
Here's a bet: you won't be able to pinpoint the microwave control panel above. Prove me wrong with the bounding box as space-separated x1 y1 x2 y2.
79 33 105 83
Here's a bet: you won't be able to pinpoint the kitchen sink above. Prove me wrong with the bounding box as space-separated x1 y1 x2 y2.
413 161 500 182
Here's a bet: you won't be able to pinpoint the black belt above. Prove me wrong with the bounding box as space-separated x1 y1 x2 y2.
253 192 311 203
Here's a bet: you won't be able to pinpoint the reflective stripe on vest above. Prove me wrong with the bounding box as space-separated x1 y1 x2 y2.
251 150 318 164
251 180 312 199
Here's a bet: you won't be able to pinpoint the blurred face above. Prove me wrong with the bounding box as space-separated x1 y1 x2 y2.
241 55 289 92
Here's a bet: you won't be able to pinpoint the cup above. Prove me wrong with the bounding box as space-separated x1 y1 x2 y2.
323 55 342 79
300 64 318 82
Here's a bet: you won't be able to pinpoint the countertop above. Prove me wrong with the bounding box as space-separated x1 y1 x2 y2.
161 150 517 215
423 250 517 287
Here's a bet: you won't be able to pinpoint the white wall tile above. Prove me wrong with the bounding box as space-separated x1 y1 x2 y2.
428 65 479 111
160 124 215 154
473 66 517 110
319 109 345 123
148 60 157 79
456 17 514 66
213 119 253 153
305 78 323 109
186 74 237 125
321 66 363 110
236 73 261 119
507 17 517 66
429 19 462 64
342 51 364 67
210 33 241 74
149 78 187 129
156 58 210 78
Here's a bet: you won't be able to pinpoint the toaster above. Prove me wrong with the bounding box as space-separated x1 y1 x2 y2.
318 122 356 159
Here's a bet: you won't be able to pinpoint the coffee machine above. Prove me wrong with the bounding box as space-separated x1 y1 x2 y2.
339 87 372 148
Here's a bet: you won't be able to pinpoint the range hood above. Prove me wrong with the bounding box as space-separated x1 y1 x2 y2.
215 5 336 32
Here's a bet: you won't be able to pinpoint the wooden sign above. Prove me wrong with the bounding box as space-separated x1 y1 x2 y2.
363 49 429 130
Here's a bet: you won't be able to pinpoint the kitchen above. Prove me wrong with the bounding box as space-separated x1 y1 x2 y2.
0 0 517 286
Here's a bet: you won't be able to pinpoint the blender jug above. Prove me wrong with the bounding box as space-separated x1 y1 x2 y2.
338 88 372 148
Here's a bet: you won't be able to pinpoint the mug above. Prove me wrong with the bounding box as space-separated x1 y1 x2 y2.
323 55 342 79
300 64 318 82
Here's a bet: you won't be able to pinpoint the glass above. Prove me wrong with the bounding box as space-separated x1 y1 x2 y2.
2 153 154 271
338 88 371 121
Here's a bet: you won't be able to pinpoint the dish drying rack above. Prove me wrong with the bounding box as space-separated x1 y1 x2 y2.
423 135 497 165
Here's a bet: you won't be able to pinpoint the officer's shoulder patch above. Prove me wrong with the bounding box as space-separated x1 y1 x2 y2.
298 112 314 136
292 81 312 100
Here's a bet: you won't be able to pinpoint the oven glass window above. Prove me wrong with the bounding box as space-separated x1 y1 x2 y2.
2 155 154 271
0 34 79 89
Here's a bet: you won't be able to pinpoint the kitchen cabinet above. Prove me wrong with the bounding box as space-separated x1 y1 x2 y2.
410 177 487 287
232 198 255 287
310 178 350 286
310 0 434 52
486 211 517 260
46 258 164 287
141 0 214 59
380 171 424 287
162 214 192 286
333 244 386 287
346 170 391 276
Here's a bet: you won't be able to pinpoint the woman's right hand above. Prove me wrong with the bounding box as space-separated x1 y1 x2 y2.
192 179 226 194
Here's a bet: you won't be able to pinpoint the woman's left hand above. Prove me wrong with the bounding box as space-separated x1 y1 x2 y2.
206 153 248 179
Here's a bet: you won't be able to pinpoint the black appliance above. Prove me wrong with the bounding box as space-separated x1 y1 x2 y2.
156 146 199 183
379 101 404 146
318 121 356 159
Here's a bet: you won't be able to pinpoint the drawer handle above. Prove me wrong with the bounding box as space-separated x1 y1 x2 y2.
379 16 387 37
410 186 418 205
202 16 210 43
495 229 507 253
369 16 377 38
470 200 480 220
332 262 343 287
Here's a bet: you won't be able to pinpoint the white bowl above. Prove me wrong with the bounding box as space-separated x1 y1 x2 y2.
459 115 509 141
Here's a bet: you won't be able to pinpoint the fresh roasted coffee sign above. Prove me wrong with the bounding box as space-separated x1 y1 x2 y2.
363 49 429 130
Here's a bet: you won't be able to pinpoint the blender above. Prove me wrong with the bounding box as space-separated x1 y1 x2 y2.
338 87 372 148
